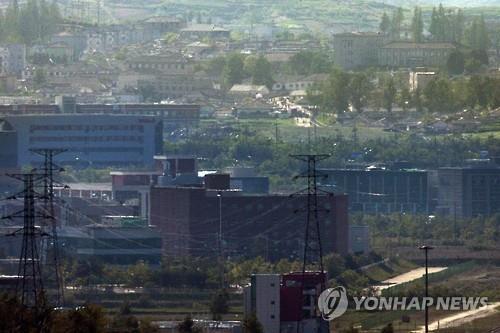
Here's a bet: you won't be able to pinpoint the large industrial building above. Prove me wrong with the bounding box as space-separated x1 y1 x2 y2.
436 161 500 218
0 99 200 130
59 220 162 265
0 114 163 167
150 173 350 259
320 167 430 214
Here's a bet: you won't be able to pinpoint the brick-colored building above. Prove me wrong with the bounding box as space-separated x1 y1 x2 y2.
150 180 349 259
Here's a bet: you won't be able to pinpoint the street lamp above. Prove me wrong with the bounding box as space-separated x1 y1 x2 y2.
419 245 434 333
217 192 224 289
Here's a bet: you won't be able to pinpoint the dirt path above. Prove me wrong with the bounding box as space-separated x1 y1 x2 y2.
413 302 500 332
373 267 447 294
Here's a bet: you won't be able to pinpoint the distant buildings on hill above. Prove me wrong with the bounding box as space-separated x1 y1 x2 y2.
333 32 456 70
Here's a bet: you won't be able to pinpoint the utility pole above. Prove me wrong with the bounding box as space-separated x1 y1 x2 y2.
31 148 66 307
275 119 279 145
217 192 224 289
419 245 434 333
3 172 48 310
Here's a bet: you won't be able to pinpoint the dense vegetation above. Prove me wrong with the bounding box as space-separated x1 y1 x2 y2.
165 126 500 190
0 0 62 44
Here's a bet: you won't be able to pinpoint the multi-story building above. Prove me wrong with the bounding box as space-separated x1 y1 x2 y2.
59 223 162 265
0 114 163 167
333 32 388 69
180 24 230 40
150 174 350 259
320 167 430 214
244 274 281 333
436 162 500 218
0 99 200 130
138 73 212 99
378 42 456 68
51 32 88 60
127 55 194 75
86 17 184 52
245 272 328 333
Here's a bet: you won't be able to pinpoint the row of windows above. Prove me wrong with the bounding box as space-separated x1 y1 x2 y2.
130 63 187 70
29 124 145 132
381 50 448 58
29 135 145 144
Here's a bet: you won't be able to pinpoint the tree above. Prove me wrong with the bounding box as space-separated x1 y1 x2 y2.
222 53 245 89
349 72 372 113
178 316 202 333
382 76 396 113
33 67 47 88
411 7 423 43
465 15 490 51
52 304 108 333
243 313 263 333
398 86 412 111
210 289 229 320
321 68 351 114
379 12 390 34
452 9 465 43
423 77 455 113
429 4 447 41
390 8 404 40
251 55 273 88
447 50 465 75
288 50 332 75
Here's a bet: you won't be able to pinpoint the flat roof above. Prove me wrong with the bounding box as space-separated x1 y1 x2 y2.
110 171 162 176
334 31 384 37
65 183 112 191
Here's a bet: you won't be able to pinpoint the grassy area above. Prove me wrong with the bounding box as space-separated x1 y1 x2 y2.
199 118 390 143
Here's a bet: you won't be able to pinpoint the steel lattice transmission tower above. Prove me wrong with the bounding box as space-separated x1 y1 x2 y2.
31 148 66 307
3 173 48 308
291 154 330 274
291 154 331 333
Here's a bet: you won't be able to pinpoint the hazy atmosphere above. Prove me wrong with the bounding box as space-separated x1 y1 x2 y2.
0 0 499 332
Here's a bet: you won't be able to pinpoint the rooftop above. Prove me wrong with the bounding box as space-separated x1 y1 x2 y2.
181 24 229 32
334 31 385 37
